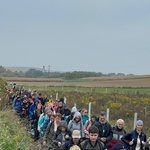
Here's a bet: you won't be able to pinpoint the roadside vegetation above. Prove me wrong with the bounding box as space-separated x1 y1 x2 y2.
0 78 37 150
0 110 36 150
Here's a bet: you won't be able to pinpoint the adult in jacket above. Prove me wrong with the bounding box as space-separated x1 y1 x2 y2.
79 125 105 150
121 120 147 150
94 111 113 148
52 120 72 149
61 130 85 150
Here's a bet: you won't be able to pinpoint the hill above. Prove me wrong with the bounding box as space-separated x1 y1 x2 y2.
5 66 41 72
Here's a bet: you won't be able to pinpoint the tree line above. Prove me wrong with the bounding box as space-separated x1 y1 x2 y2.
0 66 128 79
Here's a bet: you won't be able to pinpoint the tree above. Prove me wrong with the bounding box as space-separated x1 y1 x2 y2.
25 68 44 78
0 66 6 74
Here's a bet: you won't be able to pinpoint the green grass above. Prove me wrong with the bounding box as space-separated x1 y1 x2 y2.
0 110 36 150
22 85 150 94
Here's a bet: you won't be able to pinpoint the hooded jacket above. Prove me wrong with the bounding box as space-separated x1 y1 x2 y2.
68 111 84 137
53 120 72 148
66 106 77 124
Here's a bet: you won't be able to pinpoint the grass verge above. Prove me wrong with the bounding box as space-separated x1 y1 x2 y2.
0 110 37 150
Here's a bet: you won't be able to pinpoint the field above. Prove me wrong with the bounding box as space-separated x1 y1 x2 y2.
1 76 150 137
3 75 150 87
2 75 150 94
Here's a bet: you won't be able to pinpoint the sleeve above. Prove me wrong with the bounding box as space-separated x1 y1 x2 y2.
68 120 73 131
60 142 68 150
38 115 44 130
52 131 59 145
41 118 50 132
79 141 85 150
106 124 113 142
81 122 85 137
143 132 147 142
121 132 132 146
43 123 50 142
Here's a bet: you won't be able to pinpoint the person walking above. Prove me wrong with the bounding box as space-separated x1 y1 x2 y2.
121 120 147 150
79 125 105 150
108 119 126 150
68 111 84 137
94 111 113 148
61 130 83 150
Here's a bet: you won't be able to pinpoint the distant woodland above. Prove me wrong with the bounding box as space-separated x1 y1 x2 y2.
0 66 128 79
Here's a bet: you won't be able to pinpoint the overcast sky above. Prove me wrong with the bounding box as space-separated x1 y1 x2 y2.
0 0 150 75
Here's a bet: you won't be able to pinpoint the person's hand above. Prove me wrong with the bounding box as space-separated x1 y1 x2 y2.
101 137 106 142
58 142 62 147
37 127 40 132
142 141 146 145
43 141 46 145
84 130 89 135
129 140 134 145
86 134 89 138
65 135 69 139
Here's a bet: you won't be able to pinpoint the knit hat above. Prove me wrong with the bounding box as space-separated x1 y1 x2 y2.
44 107 51 113
72 130 81 138
136 120 143 126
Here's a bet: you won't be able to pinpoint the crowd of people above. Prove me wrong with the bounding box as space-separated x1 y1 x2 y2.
7 88 150 150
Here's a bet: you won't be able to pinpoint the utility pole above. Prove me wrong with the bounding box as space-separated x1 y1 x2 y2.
42 66 46 73
48 65 50 78
42 66 46 77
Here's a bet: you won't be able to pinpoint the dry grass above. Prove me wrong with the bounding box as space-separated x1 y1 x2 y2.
82 75 150 80
2 75 150 87
2 77 64 82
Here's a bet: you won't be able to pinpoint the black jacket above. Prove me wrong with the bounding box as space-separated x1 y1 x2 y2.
94 121 113 147
79 138 105 150
52 121 72 149
121 129 147 150
61 137 86 150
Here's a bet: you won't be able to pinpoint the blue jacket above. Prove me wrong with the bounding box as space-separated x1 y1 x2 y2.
41 117 50 132
13 98 21 111
29 103 35 119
